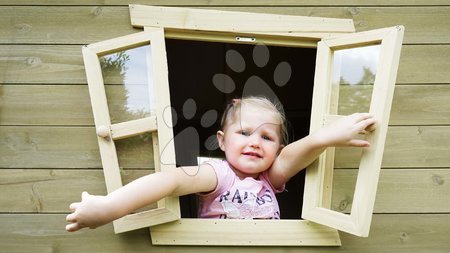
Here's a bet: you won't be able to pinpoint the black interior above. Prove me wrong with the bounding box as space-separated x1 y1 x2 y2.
165 38 316 219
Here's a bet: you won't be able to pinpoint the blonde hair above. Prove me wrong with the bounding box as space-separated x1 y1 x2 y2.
220 96 289 146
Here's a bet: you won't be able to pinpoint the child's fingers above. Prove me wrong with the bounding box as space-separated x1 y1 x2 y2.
356 117 377 133
351 112 373 122
359 129 368 135
349 139 371 147
81 191 90 200
365 120 377 132
363 118 377 131
66 222 81 232
66 212 77 222
69 202 79 211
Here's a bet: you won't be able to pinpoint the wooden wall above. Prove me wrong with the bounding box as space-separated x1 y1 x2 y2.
1 1 450 252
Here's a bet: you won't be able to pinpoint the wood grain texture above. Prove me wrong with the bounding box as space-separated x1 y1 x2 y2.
2 125 449 168
0 214 448 252
1 45 449 85
0 126 154 169
340 84 450 125
1 1 449 251
335 126 450 168
129 5 355 38
0 169 447 213
0 6 449 44
0 169 154 213
2 1 450 6
0 6 136 44
331 169 450 213
1 84 450 126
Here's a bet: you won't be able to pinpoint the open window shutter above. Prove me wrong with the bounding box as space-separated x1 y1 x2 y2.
83 29 180 233
302 26 404 237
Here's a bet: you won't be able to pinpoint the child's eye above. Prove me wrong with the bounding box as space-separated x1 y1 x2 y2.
239 130 250 136
262 135 272 141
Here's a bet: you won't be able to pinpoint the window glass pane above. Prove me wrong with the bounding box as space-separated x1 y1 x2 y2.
115 132 157 213
333 45 380 114
115 132 154 169
329 45 381 213
100 45 155 123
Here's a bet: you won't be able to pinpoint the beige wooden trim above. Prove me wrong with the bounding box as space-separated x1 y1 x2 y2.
138 6 350 245
83 29 180 234
144 25 318 48
302 26 405 237
322 27 399 50
150 219 341 246
302 41 333 219
110 116 157 140
113 207 179 234
320 84 340 209
163 29 319 48
85 32 154 57
85 5 361 243
130 5 355 39
83 46 123 193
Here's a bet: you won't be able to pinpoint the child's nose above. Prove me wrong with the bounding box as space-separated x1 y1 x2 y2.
248 134 261 147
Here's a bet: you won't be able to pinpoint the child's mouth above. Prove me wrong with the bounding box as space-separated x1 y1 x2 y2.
243 152 262 158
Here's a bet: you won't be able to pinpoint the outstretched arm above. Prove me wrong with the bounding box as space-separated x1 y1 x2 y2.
269 113 376 188
65 164 217 232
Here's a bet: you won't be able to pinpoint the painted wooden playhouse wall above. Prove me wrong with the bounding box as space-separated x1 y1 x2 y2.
1 1 449 252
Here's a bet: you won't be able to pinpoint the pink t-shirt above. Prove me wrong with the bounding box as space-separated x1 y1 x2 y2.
198 159 284 219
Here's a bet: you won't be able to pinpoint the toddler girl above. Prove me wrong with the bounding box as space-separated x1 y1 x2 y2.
66 96 375 231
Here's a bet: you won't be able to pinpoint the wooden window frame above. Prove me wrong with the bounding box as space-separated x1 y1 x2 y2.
302 26 404 237
130 5 351 246
82 29 180 233
83 5 404 246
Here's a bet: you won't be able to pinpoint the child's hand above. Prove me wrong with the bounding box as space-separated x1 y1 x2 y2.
65 191 112 232
318 113 377 148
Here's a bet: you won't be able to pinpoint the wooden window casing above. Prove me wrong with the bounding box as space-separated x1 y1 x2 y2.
84 5 404 246
83 29 180 233
302 26 405 237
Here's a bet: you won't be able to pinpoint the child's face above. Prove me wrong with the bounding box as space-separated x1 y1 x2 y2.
217 104 283 179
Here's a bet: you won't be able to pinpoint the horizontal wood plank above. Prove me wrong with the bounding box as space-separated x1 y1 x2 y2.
0 84 156 125
339 84 450 125
1 45 448 85
150 219 341 246
335 126 450 168
0 85 94 125
397 45 450 84
2 1 450 6
0 7 449 44
0 213 449 252
390 85 450 124
0 126 155 169
1 126 449 169
130 5 355 37
1 168 448 213
214 7 450 45
340 214 450 252
0 6 137 44
0 214 153 253
0 169 154 213
0 45 86 84
2 84 450 126
331 169 450 213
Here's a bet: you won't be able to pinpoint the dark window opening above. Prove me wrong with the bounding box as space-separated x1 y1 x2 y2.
165 38 316 219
